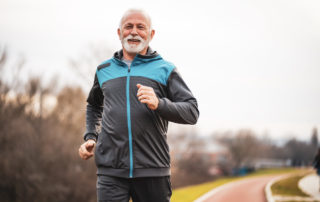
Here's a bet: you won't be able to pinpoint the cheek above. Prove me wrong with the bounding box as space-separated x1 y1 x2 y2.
122 31 131 38
138 31 148 40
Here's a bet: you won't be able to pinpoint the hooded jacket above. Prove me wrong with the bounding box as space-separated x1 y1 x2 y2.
84 48 199 178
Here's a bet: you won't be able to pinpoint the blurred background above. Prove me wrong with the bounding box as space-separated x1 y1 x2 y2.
0 0 319 201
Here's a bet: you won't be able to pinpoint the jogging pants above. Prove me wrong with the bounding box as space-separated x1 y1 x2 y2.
97 175 172 202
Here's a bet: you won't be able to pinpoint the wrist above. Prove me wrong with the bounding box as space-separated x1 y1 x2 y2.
155 97 159 109
84 132 97 142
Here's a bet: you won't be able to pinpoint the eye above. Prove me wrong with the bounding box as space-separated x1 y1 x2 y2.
137 25 145 30
124 24 133 29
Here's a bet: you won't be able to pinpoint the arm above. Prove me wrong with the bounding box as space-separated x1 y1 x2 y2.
156 68 199 124
83 73 104 142
80 73 104 160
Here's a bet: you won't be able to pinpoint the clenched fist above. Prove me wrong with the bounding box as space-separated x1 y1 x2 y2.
79 140 96 160
137 84 159 110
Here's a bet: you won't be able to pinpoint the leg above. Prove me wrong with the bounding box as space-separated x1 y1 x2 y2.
130 176 172 202
97 175 130 202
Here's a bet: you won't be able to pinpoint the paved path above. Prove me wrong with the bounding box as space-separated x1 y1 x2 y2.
195 175 279 202
299 173 320 201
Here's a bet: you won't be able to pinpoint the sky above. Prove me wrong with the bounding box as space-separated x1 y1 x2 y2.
1 0 320 141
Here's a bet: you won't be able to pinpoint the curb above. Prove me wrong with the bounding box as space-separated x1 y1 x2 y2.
194 176 278 202
265 175 290 202
298 173 320 201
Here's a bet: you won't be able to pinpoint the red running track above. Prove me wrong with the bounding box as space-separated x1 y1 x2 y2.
198 175 280 202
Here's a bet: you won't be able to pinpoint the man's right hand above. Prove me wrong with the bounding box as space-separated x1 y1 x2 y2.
79 140 96 160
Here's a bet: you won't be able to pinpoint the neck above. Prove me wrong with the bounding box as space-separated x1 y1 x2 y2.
122 46 148 61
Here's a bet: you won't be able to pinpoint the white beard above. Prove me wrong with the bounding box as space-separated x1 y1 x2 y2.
121 34 149 54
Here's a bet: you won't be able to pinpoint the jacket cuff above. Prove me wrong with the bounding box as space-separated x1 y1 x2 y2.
84 132 97 142
156 98 166 112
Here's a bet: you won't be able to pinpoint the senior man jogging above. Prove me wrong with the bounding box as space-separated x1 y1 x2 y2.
78 9 199 202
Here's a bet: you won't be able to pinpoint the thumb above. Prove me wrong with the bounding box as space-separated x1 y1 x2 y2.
137 83 142 88
86 142 94 149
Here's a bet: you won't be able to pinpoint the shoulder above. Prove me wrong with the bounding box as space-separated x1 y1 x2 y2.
156 57 176 71
97 59 114 71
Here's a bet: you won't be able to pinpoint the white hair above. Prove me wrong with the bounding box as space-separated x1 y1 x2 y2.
119 9 153 31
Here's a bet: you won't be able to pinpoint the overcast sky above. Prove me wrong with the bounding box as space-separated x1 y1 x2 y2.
1 0 319 141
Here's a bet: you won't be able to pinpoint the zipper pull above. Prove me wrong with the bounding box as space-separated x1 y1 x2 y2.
128 66 131 72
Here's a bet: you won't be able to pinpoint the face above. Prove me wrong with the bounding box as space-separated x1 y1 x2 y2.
118 12 155 54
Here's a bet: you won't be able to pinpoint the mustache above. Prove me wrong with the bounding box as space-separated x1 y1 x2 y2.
124 35 144 42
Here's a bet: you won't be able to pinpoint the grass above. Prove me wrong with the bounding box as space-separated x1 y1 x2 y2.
271 172 311 197
172 177 238 202
171 167 302 202
280 201 318 202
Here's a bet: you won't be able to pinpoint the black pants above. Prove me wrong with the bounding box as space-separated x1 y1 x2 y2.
97 175 172 202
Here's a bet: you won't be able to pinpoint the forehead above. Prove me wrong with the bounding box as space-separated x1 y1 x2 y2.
121 12 150 27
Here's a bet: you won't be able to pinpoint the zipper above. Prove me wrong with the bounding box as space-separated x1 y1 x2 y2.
126 64 133 178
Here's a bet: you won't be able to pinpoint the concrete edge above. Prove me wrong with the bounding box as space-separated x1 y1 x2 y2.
265 175 290 202
298 173 318 199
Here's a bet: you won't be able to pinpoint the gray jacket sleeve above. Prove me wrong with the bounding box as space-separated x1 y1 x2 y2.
83 73 104 142
156 68 199 124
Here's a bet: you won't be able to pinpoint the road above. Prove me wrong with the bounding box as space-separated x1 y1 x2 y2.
196 175 279 202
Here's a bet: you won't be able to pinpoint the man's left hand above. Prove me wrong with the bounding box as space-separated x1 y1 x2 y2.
137 84 159 110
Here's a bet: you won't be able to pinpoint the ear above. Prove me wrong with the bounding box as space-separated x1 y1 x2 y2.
150 29 155 41
117 28 121 40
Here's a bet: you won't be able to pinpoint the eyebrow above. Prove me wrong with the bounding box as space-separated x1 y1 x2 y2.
123 22 147 28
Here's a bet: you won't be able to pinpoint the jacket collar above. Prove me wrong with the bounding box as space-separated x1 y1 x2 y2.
113 47 159 60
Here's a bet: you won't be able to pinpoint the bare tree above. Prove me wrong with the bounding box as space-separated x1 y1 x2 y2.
0 47 97 202
169 131 214 188
68 42 114 91
216 129 261 169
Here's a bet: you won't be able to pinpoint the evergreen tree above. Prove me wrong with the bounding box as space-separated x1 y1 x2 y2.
311 127 318 148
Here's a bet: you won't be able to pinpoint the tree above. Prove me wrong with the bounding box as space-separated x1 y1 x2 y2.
283 138 314 166
0 47 97 202
216 130 260 169
169 130 214 188
311 127 318 148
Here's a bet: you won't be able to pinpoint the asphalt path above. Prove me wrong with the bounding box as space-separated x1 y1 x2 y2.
197 175 280 202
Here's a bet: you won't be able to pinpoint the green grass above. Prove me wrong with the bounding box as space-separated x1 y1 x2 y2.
172 177 238 202
271 173 310 197
171 168 304 202
247 167 300 176
279 201 318 202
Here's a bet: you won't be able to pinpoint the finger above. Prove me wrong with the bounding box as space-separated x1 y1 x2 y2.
86 146 95 153
138 94 150 101
80 146 86 155
82 150 93 157
86 142 95 150
81 145 87 152
85 153 94 159
137 83 143 89
137 90 154 97
140 99 151 104
137 85 152 91
79 150 87 160
86 143 93 149
137 91 154 97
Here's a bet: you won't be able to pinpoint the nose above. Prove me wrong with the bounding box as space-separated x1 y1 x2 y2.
130 26 138 36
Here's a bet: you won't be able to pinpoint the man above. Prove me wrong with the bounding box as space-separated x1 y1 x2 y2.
79 9 199 202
